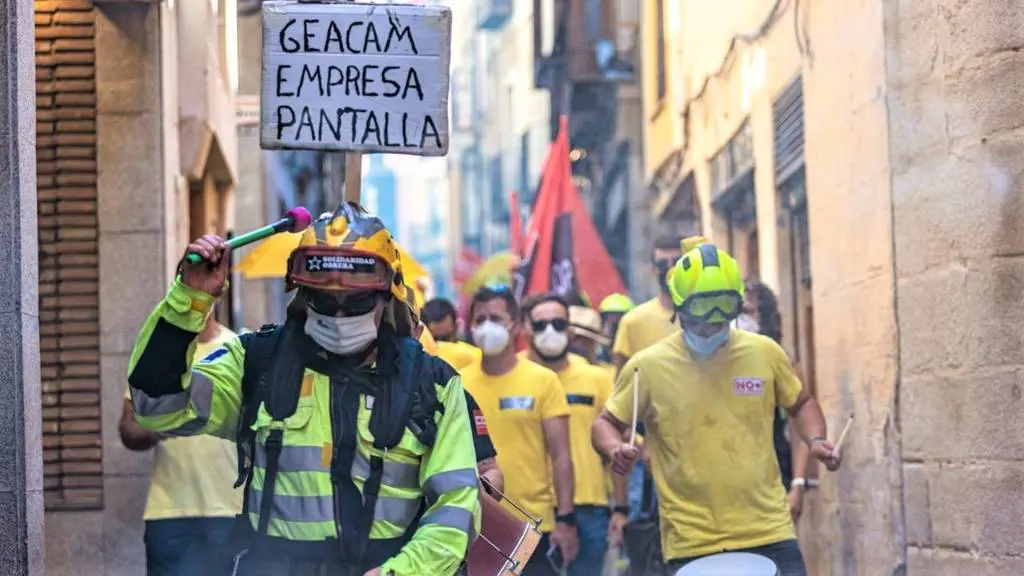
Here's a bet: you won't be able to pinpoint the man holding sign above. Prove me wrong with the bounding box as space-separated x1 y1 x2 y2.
126 203 480 576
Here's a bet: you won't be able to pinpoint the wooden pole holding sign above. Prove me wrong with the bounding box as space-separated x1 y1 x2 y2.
344 149 363 204
259 0 453 209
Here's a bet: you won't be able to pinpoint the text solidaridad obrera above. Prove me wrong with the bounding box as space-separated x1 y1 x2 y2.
260 1 452 156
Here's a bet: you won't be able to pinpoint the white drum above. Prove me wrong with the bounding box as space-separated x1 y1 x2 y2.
674 552 780 576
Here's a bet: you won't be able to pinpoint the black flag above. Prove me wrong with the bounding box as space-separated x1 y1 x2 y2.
549 212 579 296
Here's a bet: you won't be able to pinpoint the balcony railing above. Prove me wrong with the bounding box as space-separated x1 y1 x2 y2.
536 0 637 85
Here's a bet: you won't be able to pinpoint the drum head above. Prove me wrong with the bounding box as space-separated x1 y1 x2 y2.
674 552 780 576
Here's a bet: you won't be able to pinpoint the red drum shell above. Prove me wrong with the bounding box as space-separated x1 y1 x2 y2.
466 493 542 576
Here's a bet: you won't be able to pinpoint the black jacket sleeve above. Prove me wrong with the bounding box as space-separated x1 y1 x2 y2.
464 390 497 462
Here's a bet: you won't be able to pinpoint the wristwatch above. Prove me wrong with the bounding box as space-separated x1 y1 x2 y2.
555 512 577 526
612 505 630 516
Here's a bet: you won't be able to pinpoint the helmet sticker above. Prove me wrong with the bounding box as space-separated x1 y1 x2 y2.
306 254 379 273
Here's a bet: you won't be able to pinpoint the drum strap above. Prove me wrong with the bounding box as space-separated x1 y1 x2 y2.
257 425 285 536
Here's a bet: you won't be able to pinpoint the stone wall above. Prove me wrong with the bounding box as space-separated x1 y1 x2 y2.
886 0 1024 573
801 0 904 573
0 0 45 573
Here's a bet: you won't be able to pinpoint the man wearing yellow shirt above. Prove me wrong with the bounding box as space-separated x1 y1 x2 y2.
423 296 483 370
592 245 841 575
460 285 578 575
118 316 241 576
524 295 614 576
611 234 689 371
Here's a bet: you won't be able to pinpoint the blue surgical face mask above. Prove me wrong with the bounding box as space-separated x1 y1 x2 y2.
683 327 730 358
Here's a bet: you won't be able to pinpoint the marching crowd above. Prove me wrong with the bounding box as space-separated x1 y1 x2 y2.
122 203 842 576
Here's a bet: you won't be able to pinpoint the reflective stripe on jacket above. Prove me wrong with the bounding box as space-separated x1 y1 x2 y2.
127 278 482 575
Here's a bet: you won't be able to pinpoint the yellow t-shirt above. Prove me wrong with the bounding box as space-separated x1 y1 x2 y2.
125 327 244 521
435 340 482 371
606 329 803 560
611 297 677 361
567 352 616 379
554 361 613 506
461 358 570 531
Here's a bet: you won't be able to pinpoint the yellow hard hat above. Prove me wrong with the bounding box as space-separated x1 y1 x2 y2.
667 244 744 322
598 293 635 313
286 202 407 302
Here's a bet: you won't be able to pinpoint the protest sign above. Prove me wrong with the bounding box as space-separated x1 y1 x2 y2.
260 1 452 156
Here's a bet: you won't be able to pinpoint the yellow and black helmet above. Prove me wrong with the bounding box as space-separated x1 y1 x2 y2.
286 202 407 302
667 244 744 324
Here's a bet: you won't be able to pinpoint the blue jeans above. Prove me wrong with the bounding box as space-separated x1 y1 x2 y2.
568 506 609 576
628 461 657 520
144 517 235 576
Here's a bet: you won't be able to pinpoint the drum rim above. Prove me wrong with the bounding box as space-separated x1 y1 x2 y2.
674 551 779 575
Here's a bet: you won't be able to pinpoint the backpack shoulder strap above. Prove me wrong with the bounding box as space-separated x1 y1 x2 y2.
354 337 446 563
234 324 282 491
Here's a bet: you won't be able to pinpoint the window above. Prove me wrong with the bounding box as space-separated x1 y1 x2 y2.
655 0 666 101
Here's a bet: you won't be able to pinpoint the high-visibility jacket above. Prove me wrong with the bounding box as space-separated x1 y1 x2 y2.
127 279 481 575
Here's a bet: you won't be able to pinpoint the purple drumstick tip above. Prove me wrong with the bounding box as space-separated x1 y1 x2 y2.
285 207 313 232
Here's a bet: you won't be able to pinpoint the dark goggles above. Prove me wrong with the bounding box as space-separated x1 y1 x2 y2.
531 318 569 333
305 289 381 317
676 290 743 324
289 247 393 292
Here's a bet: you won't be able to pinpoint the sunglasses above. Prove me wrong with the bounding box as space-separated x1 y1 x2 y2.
531 318 569 332
306 290 381 316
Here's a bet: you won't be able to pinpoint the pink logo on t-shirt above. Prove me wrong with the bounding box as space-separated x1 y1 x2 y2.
733 378 764 396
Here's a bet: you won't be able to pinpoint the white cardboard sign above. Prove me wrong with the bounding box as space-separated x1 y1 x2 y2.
260 1 452 156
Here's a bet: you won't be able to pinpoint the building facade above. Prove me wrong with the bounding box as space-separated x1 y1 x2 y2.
36 1 239 573
641 0 1024 574
447 0 554 260
447 0 649 295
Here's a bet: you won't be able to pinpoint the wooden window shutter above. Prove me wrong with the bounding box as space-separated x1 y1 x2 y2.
36 0 104 511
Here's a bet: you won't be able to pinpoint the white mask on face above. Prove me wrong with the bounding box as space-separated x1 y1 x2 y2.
304 308 378 355
472 321 511 356
734 312 760 334
533 325 569 359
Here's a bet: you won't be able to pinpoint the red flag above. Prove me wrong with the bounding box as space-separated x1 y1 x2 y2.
523 116 625 304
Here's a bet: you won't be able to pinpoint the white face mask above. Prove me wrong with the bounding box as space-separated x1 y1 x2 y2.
734 313 760 334
533 325 569 359
472 321 511 356
304 308 378 355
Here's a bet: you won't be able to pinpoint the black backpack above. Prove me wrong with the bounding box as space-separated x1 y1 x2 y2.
233 322 453 562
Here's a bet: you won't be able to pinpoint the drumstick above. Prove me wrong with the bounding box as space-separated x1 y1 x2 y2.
832 414 854 457
628 368 639 447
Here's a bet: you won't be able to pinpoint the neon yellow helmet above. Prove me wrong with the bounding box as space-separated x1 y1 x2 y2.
599 293 635 314
286 202 407 302
667 244 744 323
